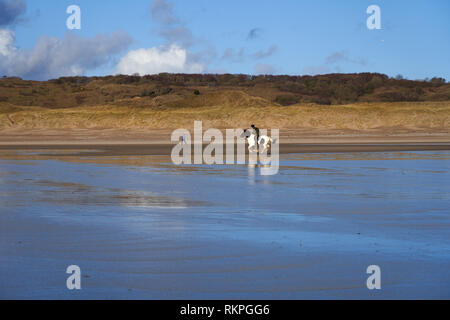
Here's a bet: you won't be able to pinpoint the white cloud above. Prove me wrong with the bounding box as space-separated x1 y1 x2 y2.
117 44 204 75
0 28 15 56
0 29 132 80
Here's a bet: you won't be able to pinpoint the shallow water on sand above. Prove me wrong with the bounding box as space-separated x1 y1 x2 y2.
0 150 449 299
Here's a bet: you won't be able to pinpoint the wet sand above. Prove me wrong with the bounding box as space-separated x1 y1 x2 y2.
1 149 449 299
1 129 449 156
0 143 449 157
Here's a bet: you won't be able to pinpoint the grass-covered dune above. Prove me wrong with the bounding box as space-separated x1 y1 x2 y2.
0 73 449 132
1 98 449 132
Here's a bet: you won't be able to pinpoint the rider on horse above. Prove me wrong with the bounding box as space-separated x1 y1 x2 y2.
251 124 260 145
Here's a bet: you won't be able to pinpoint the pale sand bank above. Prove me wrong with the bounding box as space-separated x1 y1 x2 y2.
0 129 449 155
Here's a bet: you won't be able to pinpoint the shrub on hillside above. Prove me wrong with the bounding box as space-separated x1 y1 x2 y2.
274 94 299 106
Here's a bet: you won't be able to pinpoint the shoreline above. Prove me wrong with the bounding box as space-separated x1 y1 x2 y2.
1 143 449 156
1 129 449 155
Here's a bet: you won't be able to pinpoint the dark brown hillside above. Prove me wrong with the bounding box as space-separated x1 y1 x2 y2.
0 73 448 109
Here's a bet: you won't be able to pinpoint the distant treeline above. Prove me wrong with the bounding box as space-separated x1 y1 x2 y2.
1 73 448 107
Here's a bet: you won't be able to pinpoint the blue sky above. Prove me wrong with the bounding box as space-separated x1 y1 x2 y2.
1 0 449 80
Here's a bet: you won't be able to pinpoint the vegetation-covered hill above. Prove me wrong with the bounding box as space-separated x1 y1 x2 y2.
1 73 449 131
0 73 448 109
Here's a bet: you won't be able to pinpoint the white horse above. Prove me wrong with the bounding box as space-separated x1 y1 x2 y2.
241 129 275 153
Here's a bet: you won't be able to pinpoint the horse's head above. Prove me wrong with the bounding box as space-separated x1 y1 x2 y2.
240 129 251 138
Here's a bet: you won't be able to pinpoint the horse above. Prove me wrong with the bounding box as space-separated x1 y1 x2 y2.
241 129 275 153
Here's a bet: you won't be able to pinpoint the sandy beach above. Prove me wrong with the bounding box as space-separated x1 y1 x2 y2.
1 128 449 300
1 144 449 299
0 129 449 155
1 0 449 302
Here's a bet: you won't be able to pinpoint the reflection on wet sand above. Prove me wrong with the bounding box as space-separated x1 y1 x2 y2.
287 151 450 161
0 148 449 299
2 176 208 209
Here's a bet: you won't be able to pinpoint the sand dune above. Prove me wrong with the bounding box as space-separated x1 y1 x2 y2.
1 100 449 132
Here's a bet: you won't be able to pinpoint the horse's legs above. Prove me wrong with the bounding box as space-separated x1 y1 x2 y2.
259 145 266 154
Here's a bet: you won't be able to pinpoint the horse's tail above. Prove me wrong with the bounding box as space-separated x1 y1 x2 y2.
270 137 278 144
